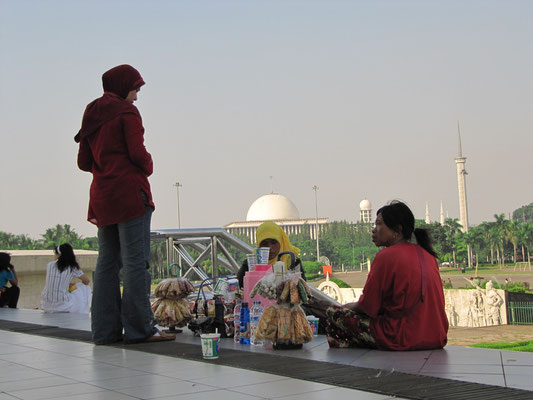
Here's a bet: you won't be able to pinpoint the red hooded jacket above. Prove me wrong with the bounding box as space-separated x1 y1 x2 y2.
76 65 154 226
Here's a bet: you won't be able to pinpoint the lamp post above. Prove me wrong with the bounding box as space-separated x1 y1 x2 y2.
173 182 182 228
312 185 320 262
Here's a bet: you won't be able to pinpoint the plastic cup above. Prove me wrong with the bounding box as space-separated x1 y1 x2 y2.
246 253 257 272
306 315 319 336
200 333 220 359
256 247 271 264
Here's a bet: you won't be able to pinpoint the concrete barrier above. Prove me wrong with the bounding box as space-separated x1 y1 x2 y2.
1 250 98 309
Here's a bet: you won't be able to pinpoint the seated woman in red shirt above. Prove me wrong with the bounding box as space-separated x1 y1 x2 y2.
326 201 448 350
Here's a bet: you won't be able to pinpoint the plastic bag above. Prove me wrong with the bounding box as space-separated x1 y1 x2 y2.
250 272 277 300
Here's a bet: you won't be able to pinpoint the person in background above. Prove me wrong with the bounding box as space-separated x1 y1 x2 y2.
237 221 306 288
41 244 91 314
0 252 19 308
76 64 174 344
326 200 448 350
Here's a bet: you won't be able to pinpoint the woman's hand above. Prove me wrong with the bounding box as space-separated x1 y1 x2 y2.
344 302 362 314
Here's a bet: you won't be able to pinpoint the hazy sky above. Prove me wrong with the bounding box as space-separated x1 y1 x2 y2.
1 1 532 240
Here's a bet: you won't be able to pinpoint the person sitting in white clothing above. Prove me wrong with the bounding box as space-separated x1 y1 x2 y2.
41 243 91 314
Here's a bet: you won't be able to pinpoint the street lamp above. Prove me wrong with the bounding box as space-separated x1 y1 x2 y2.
312 185 320 262
173 182 182 228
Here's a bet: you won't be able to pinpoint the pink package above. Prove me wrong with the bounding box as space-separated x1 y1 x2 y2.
243 269 277 310
253 264 271 272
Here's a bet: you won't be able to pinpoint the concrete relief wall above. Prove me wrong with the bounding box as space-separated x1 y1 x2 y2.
444 287 507 327
317 280 362 304
318 278 508 327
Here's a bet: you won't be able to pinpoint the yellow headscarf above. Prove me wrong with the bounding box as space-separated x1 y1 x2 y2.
256 221 301 268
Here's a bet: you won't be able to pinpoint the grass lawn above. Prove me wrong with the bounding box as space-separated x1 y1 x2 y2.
470 340 533 352
439 265 533 276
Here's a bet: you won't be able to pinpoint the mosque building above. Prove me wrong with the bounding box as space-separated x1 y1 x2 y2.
224 193 328 243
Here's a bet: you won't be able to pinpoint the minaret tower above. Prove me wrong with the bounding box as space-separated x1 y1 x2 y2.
455 122 469 234
359 199 372 223
425 202 430 224
440 201 445 225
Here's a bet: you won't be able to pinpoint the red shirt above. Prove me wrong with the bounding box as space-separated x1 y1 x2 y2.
77 94 154 226
358 242 448 350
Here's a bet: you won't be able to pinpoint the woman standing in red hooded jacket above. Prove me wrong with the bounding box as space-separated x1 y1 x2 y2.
76 65 174 344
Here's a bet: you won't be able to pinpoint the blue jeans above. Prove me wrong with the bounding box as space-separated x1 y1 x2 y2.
91 206 156 344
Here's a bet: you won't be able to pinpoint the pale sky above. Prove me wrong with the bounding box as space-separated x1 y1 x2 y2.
1 1 532 240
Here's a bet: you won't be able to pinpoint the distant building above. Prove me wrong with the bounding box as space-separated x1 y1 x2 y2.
224 193 328 243
359 199 372 223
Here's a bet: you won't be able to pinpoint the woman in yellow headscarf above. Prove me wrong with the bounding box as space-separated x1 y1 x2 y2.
237 221 306 287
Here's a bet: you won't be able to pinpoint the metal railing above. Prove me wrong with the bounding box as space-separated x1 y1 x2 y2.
150 227 339 305
508 301 533 325
151 228 252 283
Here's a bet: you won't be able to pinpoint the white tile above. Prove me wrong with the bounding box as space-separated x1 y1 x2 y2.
130 359 217 375
88 373 177 390
156 362 243 380
0 394 21 400
0 343 37 355
153 389 266 400
44 363 146 381
6 382 106 400
503 365 533 391
190 370 287 388
116 380 214 398
279 386 397 399
52 392 142 400
503 365 533 375
501 351 533 366
89 349 173 367
229 378 334 398
0 375 76 392
425 348 502 365
420 363 503 374
0 366 54 383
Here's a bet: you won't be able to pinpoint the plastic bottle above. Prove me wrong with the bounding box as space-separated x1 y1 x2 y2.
239 302 250 345
250 300 264 346
233 298 242 343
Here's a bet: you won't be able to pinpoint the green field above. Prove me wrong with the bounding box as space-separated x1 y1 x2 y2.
439 264 532 276
470 340 533 353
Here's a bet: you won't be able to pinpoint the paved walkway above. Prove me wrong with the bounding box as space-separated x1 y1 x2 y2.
0 309 532 399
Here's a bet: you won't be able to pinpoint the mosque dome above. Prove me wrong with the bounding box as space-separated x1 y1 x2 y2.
359 199 372 211
246 193 300 221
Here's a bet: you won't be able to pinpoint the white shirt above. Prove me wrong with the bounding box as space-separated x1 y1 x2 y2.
41 261 84 311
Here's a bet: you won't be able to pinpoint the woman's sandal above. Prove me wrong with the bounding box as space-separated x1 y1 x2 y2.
144 330 176 343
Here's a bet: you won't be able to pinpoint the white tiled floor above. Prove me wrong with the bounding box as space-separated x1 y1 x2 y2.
0 308 532 399
0 309 401 400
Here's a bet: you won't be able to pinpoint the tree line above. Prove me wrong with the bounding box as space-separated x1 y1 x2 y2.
0 224 98 251
2 203 532 274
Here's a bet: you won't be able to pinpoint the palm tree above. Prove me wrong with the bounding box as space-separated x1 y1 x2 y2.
478 222 493 264
494 214 510 267
443 218 462 267
464 226 483 275
41 224 83 248
524 223 533 266
508 221 521 263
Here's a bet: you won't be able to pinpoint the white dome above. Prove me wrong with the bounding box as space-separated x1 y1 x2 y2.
246 194 300 221
359 199 372 211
